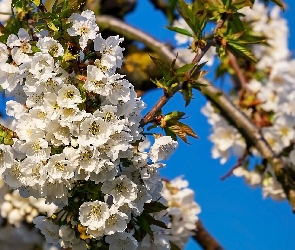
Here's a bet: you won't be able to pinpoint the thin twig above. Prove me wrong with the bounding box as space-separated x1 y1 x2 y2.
227 50 247 90
96 15 295 212
139 13 229 126
220 151 248 181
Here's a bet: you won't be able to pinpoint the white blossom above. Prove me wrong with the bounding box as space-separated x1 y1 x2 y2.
149 136 178 162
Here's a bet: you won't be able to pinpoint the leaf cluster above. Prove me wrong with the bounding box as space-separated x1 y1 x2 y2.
150 56 207 106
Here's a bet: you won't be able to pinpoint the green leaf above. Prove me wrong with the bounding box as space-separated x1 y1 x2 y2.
67 0 85 11
151 78 167 89
147 124 158 131
178 0 194 21
170 242 182 250
31 45 41 53
144 201 168 213
47 21 59 32
0 131 8 144
228 13 245 33
167 0 178 25
60 0 86 18
228 31 244 40
202 0 224 6
175 63 196 75
166 26 193 37
137 215 153 240
223 0 232 8
150 56 170 80
164 128 177 140
164 111 185 121
0 18 21 43
181 86 193 107
270 0 285 10
143 213 169 229
12 0 25 8
232 0 254 9
191 80 209 89
202 0 225 13
227 41 257 62
32 0 40 6
52 0 59 12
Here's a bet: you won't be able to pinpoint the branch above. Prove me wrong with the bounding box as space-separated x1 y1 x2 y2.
220 150 248 180
96 15 295 212
227 50 247 91
139 14 228 126
194 220 223 250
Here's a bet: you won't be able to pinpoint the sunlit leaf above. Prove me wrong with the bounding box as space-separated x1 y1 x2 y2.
227 41 257 62
176 63 196 74
164 111 186 121
270 0 285 10
150 56 170 80
166 26 193 37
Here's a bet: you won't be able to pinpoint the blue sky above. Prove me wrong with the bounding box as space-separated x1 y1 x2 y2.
0 1 294 249
125 1 295 250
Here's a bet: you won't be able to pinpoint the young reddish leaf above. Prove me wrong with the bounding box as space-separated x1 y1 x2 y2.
168 121 198 143
178 121 198 139
164 127 177 140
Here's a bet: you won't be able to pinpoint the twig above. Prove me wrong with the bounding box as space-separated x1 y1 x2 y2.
139 13 229 126
199 78 295 211
96 15 295 212
227 50 247 91
194 220 223 250
220 151 248 180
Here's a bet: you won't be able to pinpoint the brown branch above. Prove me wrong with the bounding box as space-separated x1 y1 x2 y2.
96 15 295 212
220 150 248 181
194 220 223 250
227 50 247 91
139 14 229 126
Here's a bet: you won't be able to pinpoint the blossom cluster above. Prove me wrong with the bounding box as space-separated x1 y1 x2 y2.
0 182 57 226
0 174 57 250
162 177 201 249
200 2 294 200
0 9 182 249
